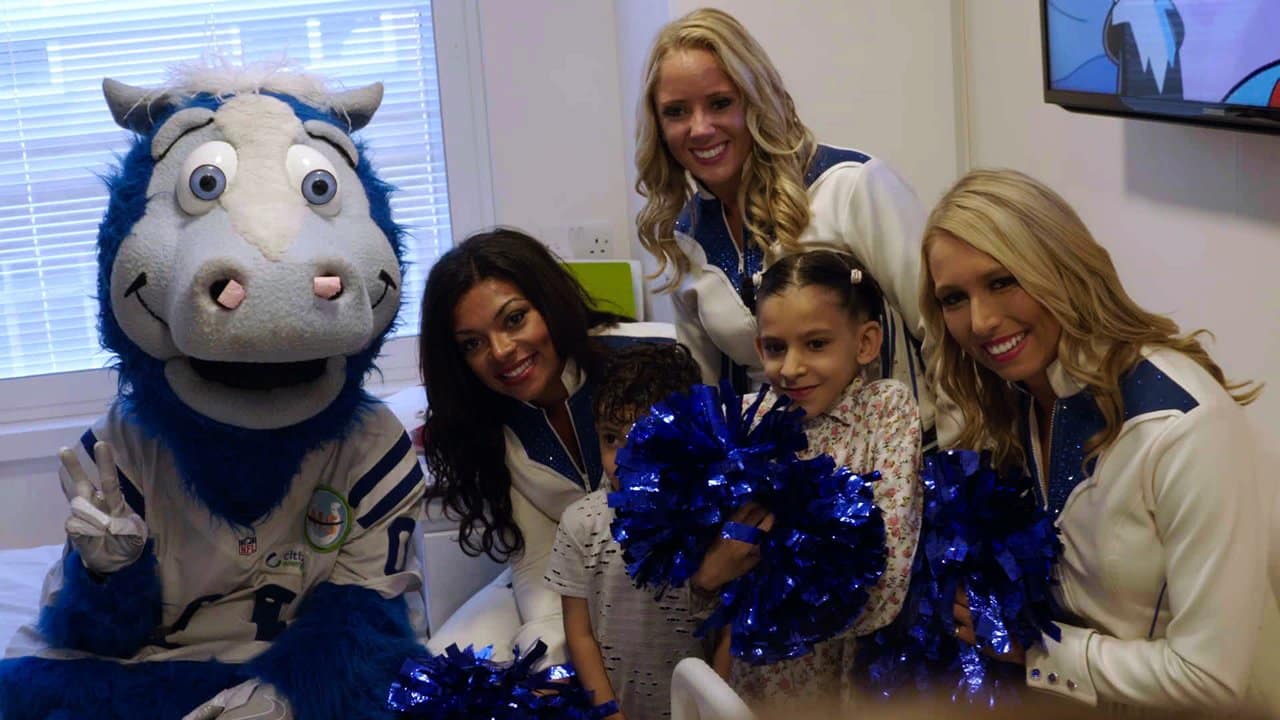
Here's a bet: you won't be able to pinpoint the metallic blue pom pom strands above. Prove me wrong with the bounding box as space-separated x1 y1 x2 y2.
607 384 805 594
609 382 887 665
386 640 612 719
860 449 1061 705
705 455 886 665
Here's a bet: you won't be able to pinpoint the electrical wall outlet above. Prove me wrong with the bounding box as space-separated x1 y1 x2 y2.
568 222 616 258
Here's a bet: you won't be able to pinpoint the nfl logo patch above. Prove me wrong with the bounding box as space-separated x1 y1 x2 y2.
239 536 258 556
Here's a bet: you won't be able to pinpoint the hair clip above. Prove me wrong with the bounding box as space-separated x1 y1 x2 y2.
751 270 764 289
849 268 863 285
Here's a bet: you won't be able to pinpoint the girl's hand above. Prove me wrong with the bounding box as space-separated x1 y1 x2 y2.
952 585 1027 665
691 502 774 593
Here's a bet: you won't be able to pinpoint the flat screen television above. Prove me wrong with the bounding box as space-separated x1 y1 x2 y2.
1041 1 1280 134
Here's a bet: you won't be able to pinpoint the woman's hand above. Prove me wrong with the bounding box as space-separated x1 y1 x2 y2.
690 502 774 593
952 585 1027 665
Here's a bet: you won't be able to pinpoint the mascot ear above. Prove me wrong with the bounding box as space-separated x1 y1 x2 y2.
103 78 175 134
331 82 384 132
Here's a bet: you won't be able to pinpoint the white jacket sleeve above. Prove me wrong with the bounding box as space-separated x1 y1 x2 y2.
840 157 926 345
839 158 949 439
509 484 567 665
1025 403 1267 709
672 286 722 385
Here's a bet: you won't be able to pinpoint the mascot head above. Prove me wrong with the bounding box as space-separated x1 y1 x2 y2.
97 63 406 524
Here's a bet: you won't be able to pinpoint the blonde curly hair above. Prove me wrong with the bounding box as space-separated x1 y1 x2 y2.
920 169 1260 471
635 7 815 290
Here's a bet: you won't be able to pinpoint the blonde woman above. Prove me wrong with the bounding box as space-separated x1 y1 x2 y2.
922 168 1279 714
635 7 938 445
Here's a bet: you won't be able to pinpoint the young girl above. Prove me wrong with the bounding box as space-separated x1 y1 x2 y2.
721 249 923 706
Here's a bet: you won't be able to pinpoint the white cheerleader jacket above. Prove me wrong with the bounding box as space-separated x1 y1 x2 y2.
1018 347 1279 714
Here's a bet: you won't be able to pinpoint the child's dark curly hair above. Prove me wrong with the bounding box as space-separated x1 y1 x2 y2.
594 342 701 427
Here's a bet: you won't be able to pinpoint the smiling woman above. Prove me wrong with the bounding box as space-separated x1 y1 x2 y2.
920 168 1278 715
417 228 675 665
452 277 565 408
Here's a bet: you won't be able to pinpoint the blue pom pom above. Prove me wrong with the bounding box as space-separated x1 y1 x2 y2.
608 384 805 593
705 456 886 665
386 641 609 719
610 383 887 665
860 449 1062 704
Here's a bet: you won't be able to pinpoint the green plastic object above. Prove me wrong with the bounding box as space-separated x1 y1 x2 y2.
564 260 638 319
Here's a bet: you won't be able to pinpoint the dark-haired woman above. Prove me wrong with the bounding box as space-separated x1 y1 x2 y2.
418 228 673 664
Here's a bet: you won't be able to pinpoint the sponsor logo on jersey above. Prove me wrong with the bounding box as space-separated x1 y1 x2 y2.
239 535 258 556
264 547 306 573
305 486 352 553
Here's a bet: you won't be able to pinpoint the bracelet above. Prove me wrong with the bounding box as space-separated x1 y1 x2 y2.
720 520 764 545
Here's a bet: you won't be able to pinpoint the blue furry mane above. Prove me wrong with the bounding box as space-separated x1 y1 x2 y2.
0 656 246 720
97 89 407 525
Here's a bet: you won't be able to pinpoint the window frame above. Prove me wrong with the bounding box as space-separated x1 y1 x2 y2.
0 0 493 465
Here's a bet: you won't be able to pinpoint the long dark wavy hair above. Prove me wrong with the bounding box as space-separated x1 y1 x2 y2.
419 228 625 561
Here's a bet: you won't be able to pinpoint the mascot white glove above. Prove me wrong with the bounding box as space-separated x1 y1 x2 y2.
182 679 291 720
58 441 147 574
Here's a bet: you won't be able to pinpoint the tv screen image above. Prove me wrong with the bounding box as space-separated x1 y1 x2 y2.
1042 0 1280 133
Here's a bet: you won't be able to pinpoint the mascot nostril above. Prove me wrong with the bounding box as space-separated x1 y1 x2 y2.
313 275 343 300
0 64 423 720
211 277 246 310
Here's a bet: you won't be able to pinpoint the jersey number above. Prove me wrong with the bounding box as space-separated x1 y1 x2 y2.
251 584 299 641
169 584 297 643
384 516 416 575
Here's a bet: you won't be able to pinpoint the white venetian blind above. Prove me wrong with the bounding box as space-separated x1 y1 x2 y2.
0 0 451 381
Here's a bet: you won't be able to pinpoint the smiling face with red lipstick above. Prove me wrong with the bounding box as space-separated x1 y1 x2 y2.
452 277 566 408
927 231 1062 403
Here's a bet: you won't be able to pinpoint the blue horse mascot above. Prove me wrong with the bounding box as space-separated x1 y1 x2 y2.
0 64 427 719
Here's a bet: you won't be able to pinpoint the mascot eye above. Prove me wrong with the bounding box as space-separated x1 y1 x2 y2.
301 169 337 205
189 165 227 201
177 141 238 215
287 144 342 216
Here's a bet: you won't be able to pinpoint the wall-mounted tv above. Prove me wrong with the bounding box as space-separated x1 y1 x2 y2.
1042 1 1280 134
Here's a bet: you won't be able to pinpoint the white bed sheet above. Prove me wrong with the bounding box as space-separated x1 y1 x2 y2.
0 544 60 658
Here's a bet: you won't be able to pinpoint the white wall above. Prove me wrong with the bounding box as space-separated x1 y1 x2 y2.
473 0 634 261
959 0 1280 448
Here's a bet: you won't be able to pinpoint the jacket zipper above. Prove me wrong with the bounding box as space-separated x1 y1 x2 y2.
541 403 586 482
1030 398 1059 510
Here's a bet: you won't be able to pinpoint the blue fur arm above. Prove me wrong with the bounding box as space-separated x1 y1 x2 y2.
36 542 161 658
249 582 424 720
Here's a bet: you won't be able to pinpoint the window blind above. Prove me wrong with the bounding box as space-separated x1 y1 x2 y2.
0 0 451 380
